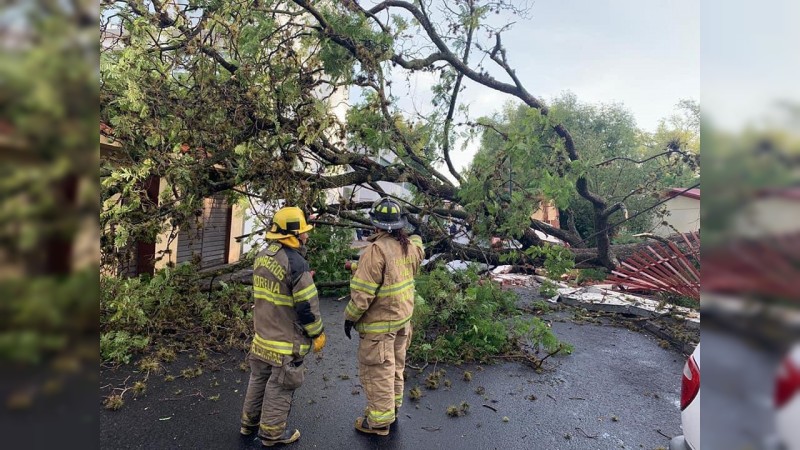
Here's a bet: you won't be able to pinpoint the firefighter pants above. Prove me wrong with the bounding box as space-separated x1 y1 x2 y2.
358 324 412 427
241 353 305 438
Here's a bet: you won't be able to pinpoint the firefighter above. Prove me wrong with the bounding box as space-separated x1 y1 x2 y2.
240 206 326 447
344 198 425 436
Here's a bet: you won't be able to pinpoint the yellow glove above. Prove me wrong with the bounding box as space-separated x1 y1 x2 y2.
312 332 327 353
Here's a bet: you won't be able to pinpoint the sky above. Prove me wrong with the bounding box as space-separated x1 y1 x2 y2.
364 0 701 179
701 0 800 132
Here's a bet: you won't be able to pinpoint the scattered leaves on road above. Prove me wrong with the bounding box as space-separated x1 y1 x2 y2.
446 402 470 417
104 394 124 411
409 386 422 401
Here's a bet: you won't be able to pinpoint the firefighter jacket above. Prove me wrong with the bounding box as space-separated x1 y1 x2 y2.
250 241 323 365
345 232 425 334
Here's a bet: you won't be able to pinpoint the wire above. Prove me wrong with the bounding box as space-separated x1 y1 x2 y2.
571 182 700 247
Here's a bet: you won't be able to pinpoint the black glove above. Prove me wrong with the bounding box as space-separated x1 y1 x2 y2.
344 320 354 340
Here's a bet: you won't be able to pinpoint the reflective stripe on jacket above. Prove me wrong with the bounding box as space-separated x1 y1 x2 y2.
251 241 323 364
345 232 424 334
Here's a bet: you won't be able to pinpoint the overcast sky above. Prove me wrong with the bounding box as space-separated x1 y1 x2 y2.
369 0 700 178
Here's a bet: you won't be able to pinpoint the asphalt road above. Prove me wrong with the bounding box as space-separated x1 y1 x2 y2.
100 294 687 450
700 322 784 450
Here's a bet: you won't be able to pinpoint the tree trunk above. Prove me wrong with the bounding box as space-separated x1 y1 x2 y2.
593 206 617 270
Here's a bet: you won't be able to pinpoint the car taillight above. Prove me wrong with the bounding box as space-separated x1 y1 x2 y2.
775 357 800 409
680 356 700 411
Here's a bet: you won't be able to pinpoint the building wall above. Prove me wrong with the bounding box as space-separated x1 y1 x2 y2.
653 196 700 236
176 193 230 268
72 172 101 272
153 178 178 270
530 200 560 228
228 201 245 263
734 198 800 238
241 198 279 255
348 181 412 204
102 179 243 276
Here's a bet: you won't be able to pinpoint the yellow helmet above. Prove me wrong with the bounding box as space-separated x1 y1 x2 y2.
265 206 314 240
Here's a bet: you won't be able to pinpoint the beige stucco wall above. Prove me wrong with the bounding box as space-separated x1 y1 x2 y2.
227 200 245 263
154 177 179 270
530 200 560 228
653 196 700 236
734 198 800 238
72 175 101 271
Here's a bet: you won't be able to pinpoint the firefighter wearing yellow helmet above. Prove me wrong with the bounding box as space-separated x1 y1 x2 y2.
344 198 425 435
240 206 326 446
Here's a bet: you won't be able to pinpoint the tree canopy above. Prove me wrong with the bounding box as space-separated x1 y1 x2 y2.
100 0 699 270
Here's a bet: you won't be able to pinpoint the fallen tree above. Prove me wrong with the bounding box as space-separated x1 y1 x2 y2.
100 0 698 271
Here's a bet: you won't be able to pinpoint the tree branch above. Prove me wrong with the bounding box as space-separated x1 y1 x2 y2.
530 219 583 247
602 202 627 220
595 148 691 167
439 0 474 186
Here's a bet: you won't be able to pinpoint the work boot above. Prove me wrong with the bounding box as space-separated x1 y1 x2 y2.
240 415 260 436
240 424 258 436
260 429 301 447
354 416 390 436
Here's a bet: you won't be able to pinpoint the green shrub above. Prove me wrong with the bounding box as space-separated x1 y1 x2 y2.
611 232 642 245
538 280 559 298
0 269 98 365
100 263 252 364
305 225 357 295
656 292 699 309
101 331 150 364
410 264 570 364
529 300 551 313
510 317 573 355
525 244 575 278
575 268 609 285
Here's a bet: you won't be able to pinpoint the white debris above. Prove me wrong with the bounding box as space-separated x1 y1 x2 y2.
421 253 445 267
490 273 538 287
445 260 489 273
533 276 571 289
533 229 567 246
491 265 514 274
559 285 700 325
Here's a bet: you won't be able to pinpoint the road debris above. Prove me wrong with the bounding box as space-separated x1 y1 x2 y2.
575 427 599 439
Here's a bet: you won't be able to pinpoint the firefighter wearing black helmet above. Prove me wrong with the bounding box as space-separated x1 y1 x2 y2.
343 197 425 435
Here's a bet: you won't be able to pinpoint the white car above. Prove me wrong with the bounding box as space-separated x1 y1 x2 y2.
670 343 700 450
776 344 800 450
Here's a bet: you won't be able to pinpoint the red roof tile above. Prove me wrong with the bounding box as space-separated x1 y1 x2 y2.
666 187 700 200
756 187 800 201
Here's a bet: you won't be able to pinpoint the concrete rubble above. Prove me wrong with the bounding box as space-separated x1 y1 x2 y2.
487 268 700 329
488 265 539 287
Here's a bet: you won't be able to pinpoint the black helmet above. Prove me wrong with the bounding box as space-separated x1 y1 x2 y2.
368 197 407 231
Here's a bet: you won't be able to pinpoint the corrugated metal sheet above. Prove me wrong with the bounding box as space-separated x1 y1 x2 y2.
704 232 800 300
607 231 700 300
